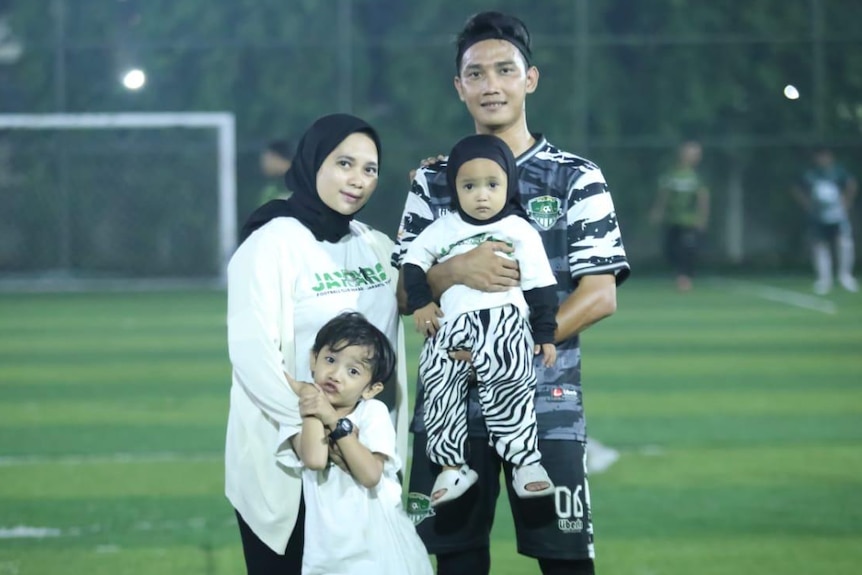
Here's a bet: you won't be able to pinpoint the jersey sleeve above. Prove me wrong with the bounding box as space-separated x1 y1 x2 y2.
391 167 438 270
566 165 631 284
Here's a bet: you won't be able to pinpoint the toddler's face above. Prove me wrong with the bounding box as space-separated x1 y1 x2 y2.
311 342 382 408
454 158 508 221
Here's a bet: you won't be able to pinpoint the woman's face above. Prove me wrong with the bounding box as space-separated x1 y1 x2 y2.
315 132 379 215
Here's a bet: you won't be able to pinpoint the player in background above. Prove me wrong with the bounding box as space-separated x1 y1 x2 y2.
791 146 858 294
650 140 710 292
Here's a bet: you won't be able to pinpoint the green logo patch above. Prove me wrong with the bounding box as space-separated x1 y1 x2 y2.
527 195 563 230
406 492 436 526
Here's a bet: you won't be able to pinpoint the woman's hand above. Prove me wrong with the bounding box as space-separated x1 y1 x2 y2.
413 302 443 337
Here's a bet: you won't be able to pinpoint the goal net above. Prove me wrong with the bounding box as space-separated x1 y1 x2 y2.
0 113 236 289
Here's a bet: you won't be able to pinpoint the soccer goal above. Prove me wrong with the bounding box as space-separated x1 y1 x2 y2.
0 112 236 289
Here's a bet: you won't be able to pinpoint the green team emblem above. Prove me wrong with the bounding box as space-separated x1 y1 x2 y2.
527 195 563 230
406 492 436 526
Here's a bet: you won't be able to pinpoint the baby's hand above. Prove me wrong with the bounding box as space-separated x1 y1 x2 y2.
534 343 557 367
413 303 443 337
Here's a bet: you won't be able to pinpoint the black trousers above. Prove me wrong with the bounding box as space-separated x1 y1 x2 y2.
235 498 305 575
664 225 700 277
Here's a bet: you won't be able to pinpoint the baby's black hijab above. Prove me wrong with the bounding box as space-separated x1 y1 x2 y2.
446 134 526 226
239 114 381 244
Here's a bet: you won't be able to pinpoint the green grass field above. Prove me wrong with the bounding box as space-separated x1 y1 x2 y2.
1 277 861 574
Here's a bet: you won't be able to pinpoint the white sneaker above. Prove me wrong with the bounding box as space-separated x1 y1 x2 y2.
813 279 832 295
839 275 859 293
586 439 620 474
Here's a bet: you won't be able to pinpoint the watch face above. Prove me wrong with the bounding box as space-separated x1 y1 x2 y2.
339 418 354 433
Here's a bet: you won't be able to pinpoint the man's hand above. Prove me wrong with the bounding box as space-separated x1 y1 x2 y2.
413 302 443 337
458 241 520 292
534 343 557 367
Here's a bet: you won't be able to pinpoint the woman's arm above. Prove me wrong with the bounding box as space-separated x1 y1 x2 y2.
227 226 300 426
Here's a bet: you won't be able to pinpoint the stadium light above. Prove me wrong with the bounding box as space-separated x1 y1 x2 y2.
122 68 146 91
783 84 800 100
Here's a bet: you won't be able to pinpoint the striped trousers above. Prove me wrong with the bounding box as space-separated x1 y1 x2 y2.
420 304 541 468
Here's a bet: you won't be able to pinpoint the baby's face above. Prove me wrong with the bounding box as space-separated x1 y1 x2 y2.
455 158 507 221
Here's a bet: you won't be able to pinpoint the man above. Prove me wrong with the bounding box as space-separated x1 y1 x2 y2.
257 139 294 205
649 140 710 292
791 146 858 294
391 11 630 575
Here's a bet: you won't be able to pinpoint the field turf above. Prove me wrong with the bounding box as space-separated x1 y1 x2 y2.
1 277 860 574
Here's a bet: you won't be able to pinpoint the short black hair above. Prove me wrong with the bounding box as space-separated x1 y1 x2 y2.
265 139 294 160
312 312 396 385
455 11 532 73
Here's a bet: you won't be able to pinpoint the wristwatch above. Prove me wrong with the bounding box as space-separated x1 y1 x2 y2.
328 417 354 441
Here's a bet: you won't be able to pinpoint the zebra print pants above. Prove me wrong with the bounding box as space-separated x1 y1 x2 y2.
420 304 541 468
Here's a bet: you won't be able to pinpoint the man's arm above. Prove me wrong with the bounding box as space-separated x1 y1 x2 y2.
395 241 520 313
555 274 618 343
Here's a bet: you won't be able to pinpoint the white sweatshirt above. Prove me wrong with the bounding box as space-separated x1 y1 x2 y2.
225 217 406 554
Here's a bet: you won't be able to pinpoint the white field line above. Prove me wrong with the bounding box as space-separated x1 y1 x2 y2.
0 452 221 467
713 278 837 315
0 526 61 539
0 517 236 540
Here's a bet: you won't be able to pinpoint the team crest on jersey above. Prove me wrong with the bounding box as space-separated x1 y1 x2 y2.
527 195 563 230
406 492 436 526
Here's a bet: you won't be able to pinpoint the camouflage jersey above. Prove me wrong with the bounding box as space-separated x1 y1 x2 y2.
392 135 630 442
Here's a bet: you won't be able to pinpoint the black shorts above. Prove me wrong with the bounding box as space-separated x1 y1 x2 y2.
405 434 594 561
811 220 850 244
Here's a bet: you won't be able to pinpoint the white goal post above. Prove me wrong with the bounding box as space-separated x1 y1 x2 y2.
0 112 237 285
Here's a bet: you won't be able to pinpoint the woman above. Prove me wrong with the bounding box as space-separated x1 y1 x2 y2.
225 114 409 574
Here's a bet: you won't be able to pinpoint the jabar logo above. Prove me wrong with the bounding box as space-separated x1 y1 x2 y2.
311 263 388 292
527 195 563 230
406 492 436 526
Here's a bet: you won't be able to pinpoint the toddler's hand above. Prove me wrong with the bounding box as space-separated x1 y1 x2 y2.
534 343 557 367
413 302 443 337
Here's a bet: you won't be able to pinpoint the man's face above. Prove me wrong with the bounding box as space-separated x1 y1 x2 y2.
454 39 538 133
261 150 292 177
814 150 833 169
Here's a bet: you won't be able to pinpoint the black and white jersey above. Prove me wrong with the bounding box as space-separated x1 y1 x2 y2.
392 135 630 442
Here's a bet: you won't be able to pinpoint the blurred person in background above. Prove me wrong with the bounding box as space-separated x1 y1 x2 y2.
258 139 295 205
650 140 710 292
392 11 630 575
791 146 858 294
226 114 408 574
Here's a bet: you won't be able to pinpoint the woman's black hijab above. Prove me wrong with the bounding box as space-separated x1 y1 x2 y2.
446 134 525 226
239 114 381 244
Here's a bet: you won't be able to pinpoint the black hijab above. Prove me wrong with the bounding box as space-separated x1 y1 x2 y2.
239 114 381 244
446 134 525 226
